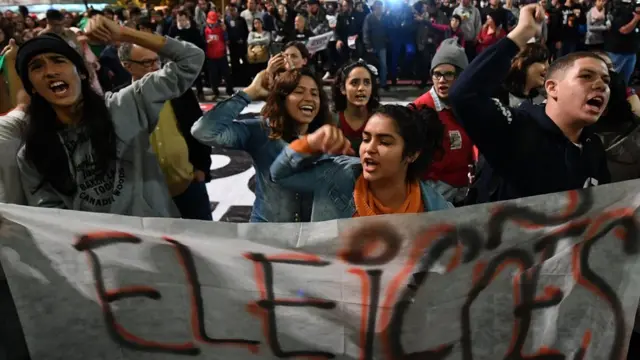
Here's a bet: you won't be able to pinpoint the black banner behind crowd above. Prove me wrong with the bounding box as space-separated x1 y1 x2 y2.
0 180 639 359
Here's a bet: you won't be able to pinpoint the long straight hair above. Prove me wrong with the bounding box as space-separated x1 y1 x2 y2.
24 79 117 196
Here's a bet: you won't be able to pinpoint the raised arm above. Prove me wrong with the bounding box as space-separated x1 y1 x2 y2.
191 71 269 151
448 4 543 170
270 125 356 191
87 15 205 133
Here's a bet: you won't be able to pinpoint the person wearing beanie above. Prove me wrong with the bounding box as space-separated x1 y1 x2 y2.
448 4 610 204
15 14 205 218
413 39 475 205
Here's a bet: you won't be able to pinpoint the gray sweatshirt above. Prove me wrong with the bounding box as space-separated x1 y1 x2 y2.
0 109 26 205
453 5 482 42
16 37 205 217
585 7 609 45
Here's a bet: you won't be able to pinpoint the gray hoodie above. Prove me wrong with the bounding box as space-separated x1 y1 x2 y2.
0 109 26 205
17 37 205 218
453 4 482 42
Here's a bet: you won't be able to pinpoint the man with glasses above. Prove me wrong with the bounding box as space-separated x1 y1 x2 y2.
118 42 213 220
413 39 474 205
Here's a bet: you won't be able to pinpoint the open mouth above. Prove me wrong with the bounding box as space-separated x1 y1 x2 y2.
49 80 70 95
586 95 605 112
362 157 379 171
355 94 368 102
299 104 315 116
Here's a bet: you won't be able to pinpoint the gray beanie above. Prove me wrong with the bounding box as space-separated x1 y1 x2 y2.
430 39 468 73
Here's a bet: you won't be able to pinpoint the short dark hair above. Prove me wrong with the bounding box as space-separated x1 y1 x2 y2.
129 7 142 16
103 7 115 15
177 10 190 17
546 51 607 81
283 41 311 60
46 9 64 21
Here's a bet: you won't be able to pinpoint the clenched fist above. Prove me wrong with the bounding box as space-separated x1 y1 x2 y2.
307 125 355 155
85 15 122 44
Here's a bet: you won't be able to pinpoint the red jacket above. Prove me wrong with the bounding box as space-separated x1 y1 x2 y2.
476 26 505 54
204 24 226 59
414 89 476 187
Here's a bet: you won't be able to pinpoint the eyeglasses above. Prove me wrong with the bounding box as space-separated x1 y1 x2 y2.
128 58 160 68
432 71 456 81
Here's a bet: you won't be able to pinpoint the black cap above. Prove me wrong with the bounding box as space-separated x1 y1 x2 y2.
16 33 88 94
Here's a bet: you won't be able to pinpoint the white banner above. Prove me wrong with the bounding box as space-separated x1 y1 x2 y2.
306 31 333 55
1 181 640 359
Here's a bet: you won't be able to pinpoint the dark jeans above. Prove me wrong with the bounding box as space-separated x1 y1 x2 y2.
207 57 231 95
173 180 212 221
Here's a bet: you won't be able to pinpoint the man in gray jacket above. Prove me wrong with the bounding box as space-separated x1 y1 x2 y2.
14 15 205 218
453 0 482 61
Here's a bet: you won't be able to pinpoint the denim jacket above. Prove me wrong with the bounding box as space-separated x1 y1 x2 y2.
191 92 313 222
270 146 454 221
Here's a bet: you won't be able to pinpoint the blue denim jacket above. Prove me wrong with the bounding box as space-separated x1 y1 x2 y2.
270 146 454 221
191 92 313 222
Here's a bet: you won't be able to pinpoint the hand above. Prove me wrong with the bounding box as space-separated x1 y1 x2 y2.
243 70 270 101
194 170 206 182
509 4 544 47
85 15 122 44
306 125 355 155
0 39 18 61
267 53 286 74
336 40 344 50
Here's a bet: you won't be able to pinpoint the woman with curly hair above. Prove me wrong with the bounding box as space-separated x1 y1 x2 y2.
497 43 549 108
270 104 453 220
191 68 333 222
332 59 381 154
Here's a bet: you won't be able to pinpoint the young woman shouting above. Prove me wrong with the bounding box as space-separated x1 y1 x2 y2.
269 105 453 221
15 15 204 217
332 60 380 154
191 68 333 222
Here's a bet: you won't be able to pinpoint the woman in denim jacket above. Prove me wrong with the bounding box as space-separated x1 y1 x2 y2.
270 104 454 221
191 66 333 222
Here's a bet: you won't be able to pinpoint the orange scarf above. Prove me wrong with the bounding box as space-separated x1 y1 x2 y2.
353 175 424 217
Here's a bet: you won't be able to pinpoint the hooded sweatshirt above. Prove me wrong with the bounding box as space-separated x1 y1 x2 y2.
448 38 610 202
17 38 205 217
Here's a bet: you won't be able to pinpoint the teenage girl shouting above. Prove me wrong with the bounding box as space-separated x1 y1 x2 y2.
332 60 381 154
270 105 453 221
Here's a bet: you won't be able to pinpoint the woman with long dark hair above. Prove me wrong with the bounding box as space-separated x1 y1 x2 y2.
191 68 333 222
498 43 549 107
332 60 381 153
15 15 204 216
270 104 453 221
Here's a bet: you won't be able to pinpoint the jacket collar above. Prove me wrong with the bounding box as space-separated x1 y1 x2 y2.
429 87 449 112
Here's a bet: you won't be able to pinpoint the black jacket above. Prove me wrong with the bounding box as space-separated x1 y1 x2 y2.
168 21 206 51
449 38 610 203
114 83 212 182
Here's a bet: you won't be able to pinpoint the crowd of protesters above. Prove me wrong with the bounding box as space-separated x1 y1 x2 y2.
0 0 638 221
1 0 640 355
2 0 637 95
